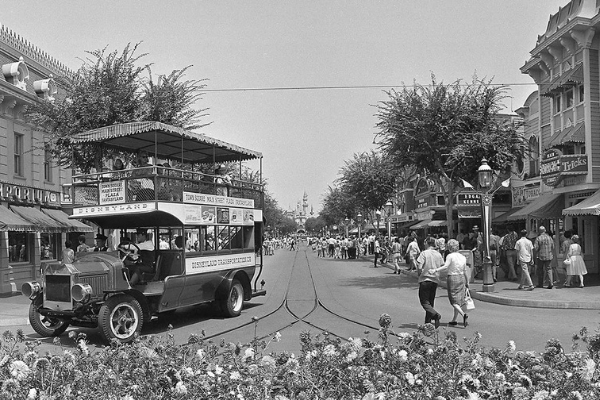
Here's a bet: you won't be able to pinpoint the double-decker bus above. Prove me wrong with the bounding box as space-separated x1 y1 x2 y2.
22 121 266 343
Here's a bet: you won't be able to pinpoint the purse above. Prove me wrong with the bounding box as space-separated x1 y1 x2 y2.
563 258 571 267
464 288 475 310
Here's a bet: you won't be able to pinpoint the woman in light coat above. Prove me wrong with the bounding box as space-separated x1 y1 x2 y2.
434 239 470 327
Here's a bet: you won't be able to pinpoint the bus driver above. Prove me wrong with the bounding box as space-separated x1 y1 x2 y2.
122 228 156 285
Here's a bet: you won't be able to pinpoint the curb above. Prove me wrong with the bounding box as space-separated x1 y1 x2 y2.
360 254 600 310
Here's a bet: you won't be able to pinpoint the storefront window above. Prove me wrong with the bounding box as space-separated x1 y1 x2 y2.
9 232 30 262
40 233 59 260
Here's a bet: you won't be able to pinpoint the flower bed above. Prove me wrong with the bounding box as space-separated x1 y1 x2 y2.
1 314 599 399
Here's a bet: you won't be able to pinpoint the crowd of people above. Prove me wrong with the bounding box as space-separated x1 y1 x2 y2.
302 224 588 330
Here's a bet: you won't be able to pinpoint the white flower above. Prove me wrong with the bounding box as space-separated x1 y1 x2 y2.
77 340 89 356
121 396 134 400
494 372 505 382
405 372 415 385
174 381 187 395
349 337 363 350
531 390 550 400
26 388 37 400
507 340 516 352
243 348 255 361
230 371 241 380
427 348 434 355
196 349 206 360
9 360 30 380
570 391 583 400
398 350 408 362
260 355 276 368
584 358 596 381
215 365 223 375
323 344 337 357
346 351 358 362
397 332 411 339
466 392 480 400
273 332 282 342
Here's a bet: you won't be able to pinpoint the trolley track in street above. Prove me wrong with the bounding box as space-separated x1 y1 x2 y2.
201 247 381 343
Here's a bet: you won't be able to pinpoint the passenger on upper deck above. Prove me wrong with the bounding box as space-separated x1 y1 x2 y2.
215 164 232 196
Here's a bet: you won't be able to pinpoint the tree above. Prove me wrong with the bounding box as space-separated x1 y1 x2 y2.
304 216 326 234
27 43 210 173
375 75 527 238
320 185 357 227
335 150 396 222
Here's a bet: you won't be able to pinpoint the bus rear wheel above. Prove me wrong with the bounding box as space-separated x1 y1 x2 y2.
219 280 244 317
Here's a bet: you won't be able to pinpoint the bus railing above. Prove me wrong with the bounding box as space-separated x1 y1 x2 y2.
69 166 264 207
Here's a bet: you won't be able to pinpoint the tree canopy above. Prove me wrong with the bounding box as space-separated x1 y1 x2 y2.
375 76 528 237
27 43 210 172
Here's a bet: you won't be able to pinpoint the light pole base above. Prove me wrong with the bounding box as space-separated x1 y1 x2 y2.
482 283 495 293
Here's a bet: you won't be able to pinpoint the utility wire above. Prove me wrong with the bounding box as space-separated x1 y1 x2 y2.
202 82 538 93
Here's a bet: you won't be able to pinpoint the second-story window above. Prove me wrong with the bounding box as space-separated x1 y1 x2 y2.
44 148 52 182
14 134 23 177
553 94 561 113
566 88 574 109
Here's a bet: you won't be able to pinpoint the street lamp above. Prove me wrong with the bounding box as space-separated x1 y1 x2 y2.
478 158 494 292
375 210 382 236
384 201 394 238
344 217 350 237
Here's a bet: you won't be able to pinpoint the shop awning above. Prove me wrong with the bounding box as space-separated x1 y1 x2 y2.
397 220 418 230
507 193 563 221
11 206 66 233
42 209 94 232
541 64 584 97
492 208 522 224
562 189 600 216
547 123 585 148
411 219 431 230
0 206 36 231
428 220 447 227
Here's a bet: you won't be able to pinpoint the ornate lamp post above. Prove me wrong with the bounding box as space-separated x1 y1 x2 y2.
375 210 382 236
344 217 350 237
384 201 393 238
478 158 494 292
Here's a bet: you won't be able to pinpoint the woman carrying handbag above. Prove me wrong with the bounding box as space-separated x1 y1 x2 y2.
564 235 587 288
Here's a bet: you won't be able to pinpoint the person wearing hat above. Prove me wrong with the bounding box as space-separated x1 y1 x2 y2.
93 233 109 252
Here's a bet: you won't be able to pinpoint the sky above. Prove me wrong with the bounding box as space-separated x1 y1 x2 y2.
4 0 569 213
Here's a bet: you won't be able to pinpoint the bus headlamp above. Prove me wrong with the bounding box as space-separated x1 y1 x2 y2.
22 281 42 300
71 283 93 303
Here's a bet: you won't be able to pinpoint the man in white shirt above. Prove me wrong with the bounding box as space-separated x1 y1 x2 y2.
515 229 534 291
127 228 155 285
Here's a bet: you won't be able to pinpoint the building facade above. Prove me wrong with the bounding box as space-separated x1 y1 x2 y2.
520 0 600 273
0 24 92 295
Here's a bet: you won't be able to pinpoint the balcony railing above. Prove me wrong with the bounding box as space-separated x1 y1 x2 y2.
69 166 264 208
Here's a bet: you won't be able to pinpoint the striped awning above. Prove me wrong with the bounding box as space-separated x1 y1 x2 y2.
42 209 94 232
547 123 585 148
541 64 584 97
70 121 263 164
563 189 600 216
11 206 66 233
0 206 35 231
507 194 563 221
411 219 431 230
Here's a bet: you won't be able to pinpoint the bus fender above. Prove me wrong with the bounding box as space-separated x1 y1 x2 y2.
215 270 252 302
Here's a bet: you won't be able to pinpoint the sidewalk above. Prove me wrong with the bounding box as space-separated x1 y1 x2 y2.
360 253 600 310
1 255 599 327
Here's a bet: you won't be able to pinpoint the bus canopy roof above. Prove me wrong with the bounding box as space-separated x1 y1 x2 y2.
70 121 263 164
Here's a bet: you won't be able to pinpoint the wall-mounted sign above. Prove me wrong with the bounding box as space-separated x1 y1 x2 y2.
0 183 60 206
416 197 430 209
99 181 125 205
540 149 588 187
512 184 540 207
457 193 481 207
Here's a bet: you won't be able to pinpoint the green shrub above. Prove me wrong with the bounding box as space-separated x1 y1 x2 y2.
0 315 599 399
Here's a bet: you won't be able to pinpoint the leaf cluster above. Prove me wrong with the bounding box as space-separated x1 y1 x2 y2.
26 43 211 173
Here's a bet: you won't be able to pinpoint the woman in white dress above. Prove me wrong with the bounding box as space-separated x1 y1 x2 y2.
433 239 470 327
564 235 587 288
